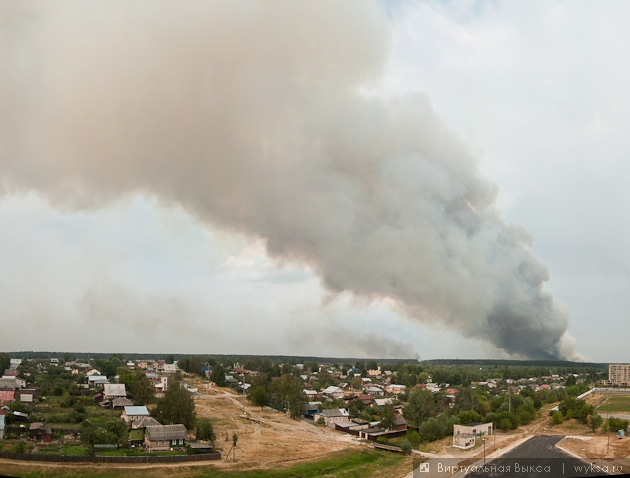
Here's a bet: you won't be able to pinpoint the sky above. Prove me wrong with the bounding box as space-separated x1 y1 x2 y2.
1 1 629 362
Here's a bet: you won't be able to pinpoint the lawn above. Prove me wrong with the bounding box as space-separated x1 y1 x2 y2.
596 395 630 414
1 448 413 478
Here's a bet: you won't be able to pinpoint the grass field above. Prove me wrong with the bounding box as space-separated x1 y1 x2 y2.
1 448 413 478
596 395 630 413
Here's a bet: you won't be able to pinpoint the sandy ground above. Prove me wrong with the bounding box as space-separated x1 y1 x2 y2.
0 380 365 476
560 435 630 460
192 382 360 471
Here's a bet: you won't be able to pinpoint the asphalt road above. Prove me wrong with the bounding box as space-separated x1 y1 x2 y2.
464 436 611 478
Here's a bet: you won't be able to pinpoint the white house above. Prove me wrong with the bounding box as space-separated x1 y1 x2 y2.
122 406 150 425
364 386 384 396
452 422 493 449
313 408 350 428
321 386 344 399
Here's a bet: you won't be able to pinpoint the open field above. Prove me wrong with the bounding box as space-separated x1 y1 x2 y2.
595 394 630 414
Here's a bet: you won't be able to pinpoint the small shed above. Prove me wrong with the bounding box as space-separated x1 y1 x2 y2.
29 422 52 442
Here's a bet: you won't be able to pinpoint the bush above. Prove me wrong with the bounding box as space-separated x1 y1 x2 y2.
606 417 629 434
376 436 387 445
406 429 421 447
401 439 412 455
551 411 564 425
11 441 27 454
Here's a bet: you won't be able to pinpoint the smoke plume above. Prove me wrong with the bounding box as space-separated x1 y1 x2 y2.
0 1 580 359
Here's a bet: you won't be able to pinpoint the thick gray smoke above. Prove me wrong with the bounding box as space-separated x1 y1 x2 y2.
0 1 580 359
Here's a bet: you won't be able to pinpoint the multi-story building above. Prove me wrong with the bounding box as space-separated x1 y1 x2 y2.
604 364 630 387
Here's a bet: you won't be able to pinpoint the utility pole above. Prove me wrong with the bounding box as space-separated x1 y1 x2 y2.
242 373 246 415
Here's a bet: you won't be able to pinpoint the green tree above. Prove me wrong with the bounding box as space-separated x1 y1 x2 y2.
379 403 397 431
270 374 305 419
250 386 268 410
454 387 475 413
0 353 10 375
100 361 117 379
196 418 216 443
606 417 629 433
210 364 226 387
406 429 421 447
404 388 436 428
11 441 27 454
351 377 363 391
152 383 196 429
456 410 482 425
132 373 155 404
118 370 136 393
401 439 412 455
589 414 603 432
551 411 564 425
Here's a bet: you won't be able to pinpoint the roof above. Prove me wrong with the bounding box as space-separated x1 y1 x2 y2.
0 391 14 401
374 398 393 407
124 406 149 416
0 378 16 389
395 415 407 426
145 424 187 441
133 416 161 428
188 442 214 450
318 408 348 417
112 397 134 407
104 384 126 396
29 422 52 433
322 386 342 394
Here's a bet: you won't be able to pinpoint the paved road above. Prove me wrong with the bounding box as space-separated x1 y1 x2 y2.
407 436 616 478
464 436 609 477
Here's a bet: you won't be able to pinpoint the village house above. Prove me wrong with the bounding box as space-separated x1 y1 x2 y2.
0 415 5 440
144 424 187 451
122 405 150 425
103 384 127 400
313 408 350 428
364 386 384 396
367 368 382 379
385 384 406 395
394 414 408 431
112 397 134 408
321 386 344 400
374 398 393 408
87 375 109 387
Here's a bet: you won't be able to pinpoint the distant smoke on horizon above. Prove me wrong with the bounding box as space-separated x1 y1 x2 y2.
0 1 580 360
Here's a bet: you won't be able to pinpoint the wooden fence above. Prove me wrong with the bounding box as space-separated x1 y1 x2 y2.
0 452 221 463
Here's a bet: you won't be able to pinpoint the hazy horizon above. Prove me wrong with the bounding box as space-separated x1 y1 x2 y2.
2 1 630 362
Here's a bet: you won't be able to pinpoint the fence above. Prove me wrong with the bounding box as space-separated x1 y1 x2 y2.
0 452 221 463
